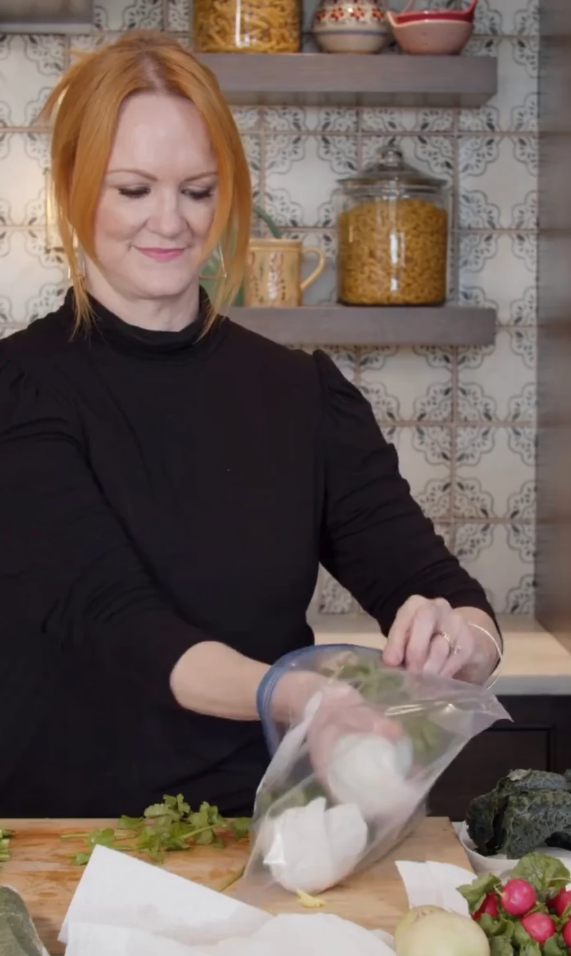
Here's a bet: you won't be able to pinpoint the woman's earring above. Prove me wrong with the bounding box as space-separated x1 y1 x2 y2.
68 233 86 281
199 242 227 280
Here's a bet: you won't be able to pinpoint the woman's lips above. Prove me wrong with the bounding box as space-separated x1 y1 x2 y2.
135 247 186 262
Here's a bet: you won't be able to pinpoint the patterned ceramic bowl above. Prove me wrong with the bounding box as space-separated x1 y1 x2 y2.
312 0 389 54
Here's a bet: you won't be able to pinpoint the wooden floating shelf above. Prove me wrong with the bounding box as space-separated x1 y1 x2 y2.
227 306 497 346
195 53 497 107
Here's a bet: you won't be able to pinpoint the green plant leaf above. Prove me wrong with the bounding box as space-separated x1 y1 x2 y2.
69 794 251 866
511 853 571 892
195 830 214 846
230 817 250 841
72 851 93 865
519 940 541 956
544 934 568 956
117 815 144 831
513 921 532 947
490 938 514 956
480 915 514 939
458 874 502 913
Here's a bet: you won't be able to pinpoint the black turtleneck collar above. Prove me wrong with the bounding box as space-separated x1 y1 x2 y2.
61 286 228 362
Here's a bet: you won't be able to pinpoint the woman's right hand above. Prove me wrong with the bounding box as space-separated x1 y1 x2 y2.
305 685 405 783
269 670 404 780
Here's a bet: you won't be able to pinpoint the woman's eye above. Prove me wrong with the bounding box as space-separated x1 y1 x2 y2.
185 187 214 201
118 187 149 199
116 186 214 200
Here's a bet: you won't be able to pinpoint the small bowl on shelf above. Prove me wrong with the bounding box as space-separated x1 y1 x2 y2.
395 0 478 24
312 0 390 54
386 10 473 55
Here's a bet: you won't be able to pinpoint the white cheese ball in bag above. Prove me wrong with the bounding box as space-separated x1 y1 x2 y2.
326 732 421 820
260 796 368 894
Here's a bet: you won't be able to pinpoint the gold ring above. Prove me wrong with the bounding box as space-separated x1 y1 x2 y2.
434 630 459 655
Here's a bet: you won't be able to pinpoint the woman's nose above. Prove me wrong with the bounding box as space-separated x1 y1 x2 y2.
148 192 187 238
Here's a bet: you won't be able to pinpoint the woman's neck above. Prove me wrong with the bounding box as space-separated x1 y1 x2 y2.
84 271 201 332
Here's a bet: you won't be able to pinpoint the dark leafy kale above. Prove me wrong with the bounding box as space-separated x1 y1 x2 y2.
467 791 500 855
546 831 571 851
466 770 571 857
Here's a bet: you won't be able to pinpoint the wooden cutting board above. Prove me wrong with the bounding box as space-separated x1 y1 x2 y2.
0 817 470 955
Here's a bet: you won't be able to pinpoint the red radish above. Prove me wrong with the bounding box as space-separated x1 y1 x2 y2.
473 893 499 921
562 919 571 948
550 887 571 917
501 879 537 917
521 913 556 944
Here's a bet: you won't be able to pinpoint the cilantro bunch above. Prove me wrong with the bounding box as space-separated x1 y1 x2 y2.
62 793 250 866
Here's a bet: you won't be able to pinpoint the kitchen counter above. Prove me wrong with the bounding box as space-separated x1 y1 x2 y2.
310 613 571 696
0 817 469 955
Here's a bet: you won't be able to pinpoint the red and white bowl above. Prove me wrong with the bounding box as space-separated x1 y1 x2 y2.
394 0 478 23
386 9 473 55
313 0 390 54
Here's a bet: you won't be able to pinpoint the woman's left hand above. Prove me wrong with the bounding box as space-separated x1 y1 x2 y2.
382 596 498 683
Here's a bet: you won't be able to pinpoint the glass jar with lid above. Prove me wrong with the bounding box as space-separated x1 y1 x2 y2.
334 146 449 306
193 0 301 53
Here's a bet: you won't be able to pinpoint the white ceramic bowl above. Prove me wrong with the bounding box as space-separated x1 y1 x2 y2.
458 821 571 878
387 15 473 55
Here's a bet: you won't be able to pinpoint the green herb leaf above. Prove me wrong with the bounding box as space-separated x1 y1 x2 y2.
188 811 209 830
458 874 502 913
72 851 93 865
69 793 250 866
511 853 571 893
117 815 144 831
0 828 13 867
195 830 214 846
230 818 250 841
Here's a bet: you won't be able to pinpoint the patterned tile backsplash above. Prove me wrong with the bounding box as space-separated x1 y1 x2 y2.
0 0 538 619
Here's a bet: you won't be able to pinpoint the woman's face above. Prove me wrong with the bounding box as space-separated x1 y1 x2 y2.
87 91 218 316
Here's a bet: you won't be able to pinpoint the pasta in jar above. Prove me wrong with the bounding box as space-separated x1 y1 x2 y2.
193 0 301 53
338 196 448 306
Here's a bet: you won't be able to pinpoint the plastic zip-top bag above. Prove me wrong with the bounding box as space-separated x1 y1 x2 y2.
237 644 509 902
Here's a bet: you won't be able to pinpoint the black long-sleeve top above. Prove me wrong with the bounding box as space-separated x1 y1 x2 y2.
0 290 494 817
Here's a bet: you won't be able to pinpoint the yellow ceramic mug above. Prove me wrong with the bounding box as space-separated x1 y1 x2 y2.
245 238 326 307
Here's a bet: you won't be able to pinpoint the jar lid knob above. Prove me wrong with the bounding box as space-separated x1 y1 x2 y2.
376 146 405 169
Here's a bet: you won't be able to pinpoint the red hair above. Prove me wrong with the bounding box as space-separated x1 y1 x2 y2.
40 30 252 329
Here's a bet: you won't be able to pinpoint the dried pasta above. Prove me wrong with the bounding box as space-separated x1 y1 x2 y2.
338 197 448 306
193 0 300 53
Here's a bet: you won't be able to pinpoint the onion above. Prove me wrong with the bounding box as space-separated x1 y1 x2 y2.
396 911 490 956
395 906 445 946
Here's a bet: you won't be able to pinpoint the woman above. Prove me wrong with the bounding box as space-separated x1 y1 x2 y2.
0 32 501 818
